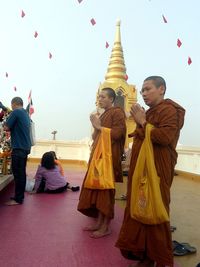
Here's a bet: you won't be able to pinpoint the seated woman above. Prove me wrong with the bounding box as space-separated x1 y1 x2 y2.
32 152 68 194
50 151 79 192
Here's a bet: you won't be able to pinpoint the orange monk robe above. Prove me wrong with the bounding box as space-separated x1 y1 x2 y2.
77 107 126 219
116 99 185 266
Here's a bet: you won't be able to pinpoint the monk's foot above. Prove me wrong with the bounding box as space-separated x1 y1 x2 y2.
90 228 111 239
5 200 21 206
141 259 155 267
82 225 100 231
128 262 143 267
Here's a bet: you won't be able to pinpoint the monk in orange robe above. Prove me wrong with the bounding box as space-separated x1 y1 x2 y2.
116 76 185 267
77 87 126 238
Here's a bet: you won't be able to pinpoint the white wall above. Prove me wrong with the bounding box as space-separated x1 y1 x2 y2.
176 146 200 175
29 138 91 163
29 141 200 175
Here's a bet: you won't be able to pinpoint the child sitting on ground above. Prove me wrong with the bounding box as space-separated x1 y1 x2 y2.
32 152 79 193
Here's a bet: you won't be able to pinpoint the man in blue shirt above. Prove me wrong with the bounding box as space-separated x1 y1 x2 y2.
4 97 31 205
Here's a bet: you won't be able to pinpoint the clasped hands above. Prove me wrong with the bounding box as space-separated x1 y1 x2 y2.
90 114 101 130
90 103 146 129
130 103 146 128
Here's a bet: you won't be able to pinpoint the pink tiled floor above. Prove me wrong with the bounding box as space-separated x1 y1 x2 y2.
0 164 182 267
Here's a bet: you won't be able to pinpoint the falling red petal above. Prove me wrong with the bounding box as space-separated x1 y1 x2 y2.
90 18 96 26
34 31 38 38
21 10 25 18
177 38 182 48
188 57 192 65
162 15 167 23
106 42 109 48
49 52 52 59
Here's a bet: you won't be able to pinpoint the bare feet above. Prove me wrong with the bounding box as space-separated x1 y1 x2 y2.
83 225 100 231
5 200 21 206
90 228 111 238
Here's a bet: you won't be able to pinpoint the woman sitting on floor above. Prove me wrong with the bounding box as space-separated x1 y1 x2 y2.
32 152 79 194
50 151 79 192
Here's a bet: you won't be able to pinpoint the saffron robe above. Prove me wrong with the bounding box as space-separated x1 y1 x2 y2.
77 107 126 219
116 99 185 266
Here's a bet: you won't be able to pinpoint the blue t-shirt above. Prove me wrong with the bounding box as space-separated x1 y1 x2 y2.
6 108 31 151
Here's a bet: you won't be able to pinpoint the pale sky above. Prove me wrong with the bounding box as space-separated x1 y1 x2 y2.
1 0 200 146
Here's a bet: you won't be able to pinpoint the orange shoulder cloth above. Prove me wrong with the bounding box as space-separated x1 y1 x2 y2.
130 123 169 225
84 127 115 190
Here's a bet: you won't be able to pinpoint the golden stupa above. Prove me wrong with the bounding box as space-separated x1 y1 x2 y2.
97 20 137 147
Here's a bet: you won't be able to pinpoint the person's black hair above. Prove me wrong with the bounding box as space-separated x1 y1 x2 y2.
50 151 57 160
144 76 166 93
41 152 55 169
11 97 23 106
101 87 116 103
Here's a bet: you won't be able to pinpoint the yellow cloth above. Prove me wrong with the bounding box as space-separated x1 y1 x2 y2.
84 127 115 190
130 123 169 225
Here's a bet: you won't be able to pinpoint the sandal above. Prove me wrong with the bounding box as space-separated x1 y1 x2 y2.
170 225 177 232
173 240 197 256
66 182 80 192
71 186 80 192
120 194 127 200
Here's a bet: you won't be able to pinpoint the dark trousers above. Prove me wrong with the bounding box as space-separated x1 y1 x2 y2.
11 149 29 204
37 178 67 194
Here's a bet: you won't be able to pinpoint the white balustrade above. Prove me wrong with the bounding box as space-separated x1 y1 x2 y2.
29 141 200 175
29 138 91 163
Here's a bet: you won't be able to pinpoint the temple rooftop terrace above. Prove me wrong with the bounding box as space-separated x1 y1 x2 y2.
0 142 200 267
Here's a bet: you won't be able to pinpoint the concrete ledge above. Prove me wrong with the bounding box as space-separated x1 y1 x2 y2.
0 174 14 191
175 170 200 183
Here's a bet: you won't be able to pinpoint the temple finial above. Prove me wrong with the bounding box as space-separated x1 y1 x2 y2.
114 20 121 43
105 20 127 81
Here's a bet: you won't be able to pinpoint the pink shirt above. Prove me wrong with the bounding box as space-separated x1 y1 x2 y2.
34 165 67 191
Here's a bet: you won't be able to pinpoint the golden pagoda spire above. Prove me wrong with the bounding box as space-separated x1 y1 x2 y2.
105 20 127 81
98 20 137 148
